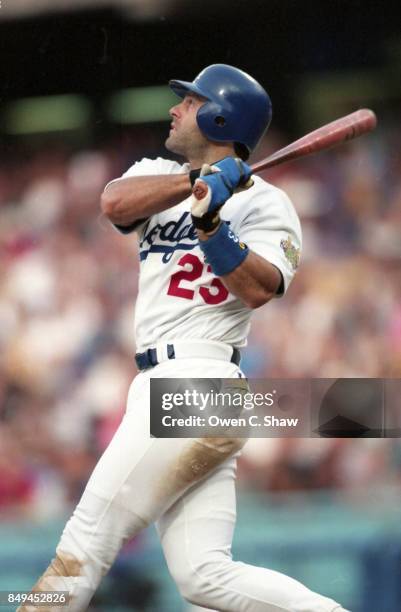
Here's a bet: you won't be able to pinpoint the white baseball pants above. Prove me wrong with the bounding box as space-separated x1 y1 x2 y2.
19 351 347 612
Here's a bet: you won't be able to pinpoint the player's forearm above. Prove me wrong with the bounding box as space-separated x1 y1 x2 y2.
218 252 281 308
221 251 281 308
197 229 282 309
101 174 192 226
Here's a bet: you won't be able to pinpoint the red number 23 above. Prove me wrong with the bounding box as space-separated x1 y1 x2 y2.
167 253 228 305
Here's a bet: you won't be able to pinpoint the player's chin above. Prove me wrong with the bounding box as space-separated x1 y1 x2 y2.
165 134 183 155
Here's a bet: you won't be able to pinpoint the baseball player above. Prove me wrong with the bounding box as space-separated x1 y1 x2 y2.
19 65 349 612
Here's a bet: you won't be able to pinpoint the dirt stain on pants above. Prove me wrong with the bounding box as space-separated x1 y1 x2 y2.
17 552 81 612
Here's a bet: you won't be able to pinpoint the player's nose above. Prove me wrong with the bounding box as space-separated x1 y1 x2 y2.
169 103 181 119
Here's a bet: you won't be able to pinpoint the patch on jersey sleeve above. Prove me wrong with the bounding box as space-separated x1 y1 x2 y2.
280 236 300 270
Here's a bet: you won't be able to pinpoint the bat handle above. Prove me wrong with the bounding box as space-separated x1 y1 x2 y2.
234 176 254 194
241 177 254 189
234 177 255 193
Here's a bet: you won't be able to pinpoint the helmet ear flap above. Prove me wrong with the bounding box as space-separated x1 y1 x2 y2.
196 101 232 144
214 115 226 127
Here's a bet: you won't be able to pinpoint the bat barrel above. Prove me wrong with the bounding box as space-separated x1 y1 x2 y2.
251 109 377 174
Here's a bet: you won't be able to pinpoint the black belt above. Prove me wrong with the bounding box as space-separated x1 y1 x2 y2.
135 344 241 371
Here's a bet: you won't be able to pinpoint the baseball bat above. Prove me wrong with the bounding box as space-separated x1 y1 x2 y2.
250 108 377 174
192 109 377 199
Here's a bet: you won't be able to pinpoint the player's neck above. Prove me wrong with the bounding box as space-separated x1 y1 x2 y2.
188 144 236 169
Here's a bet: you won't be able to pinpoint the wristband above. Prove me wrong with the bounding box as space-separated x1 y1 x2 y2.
191 210 221 233
198 222 249 276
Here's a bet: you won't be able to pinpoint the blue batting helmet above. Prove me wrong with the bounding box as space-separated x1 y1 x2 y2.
169 64 272 159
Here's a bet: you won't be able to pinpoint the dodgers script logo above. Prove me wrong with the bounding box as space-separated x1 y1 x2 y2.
139 212 198 263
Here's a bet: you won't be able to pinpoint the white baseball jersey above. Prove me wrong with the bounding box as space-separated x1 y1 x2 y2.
31 160 344 612
109 157 302 351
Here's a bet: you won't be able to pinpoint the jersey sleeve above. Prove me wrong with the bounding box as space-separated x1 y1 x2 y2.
105 157 182 186
238 185 302 297
104 157 186 235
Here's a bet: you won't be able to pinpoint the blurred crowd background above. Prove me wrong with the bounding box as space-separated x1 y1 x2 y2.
1 125 401 516
0 1 400 611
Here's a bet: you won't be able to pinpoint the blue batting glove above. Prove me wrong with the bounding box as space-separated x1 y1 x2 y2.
196 172 233 211
190 172 232 233
212 157 252 190
190 158 253 233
